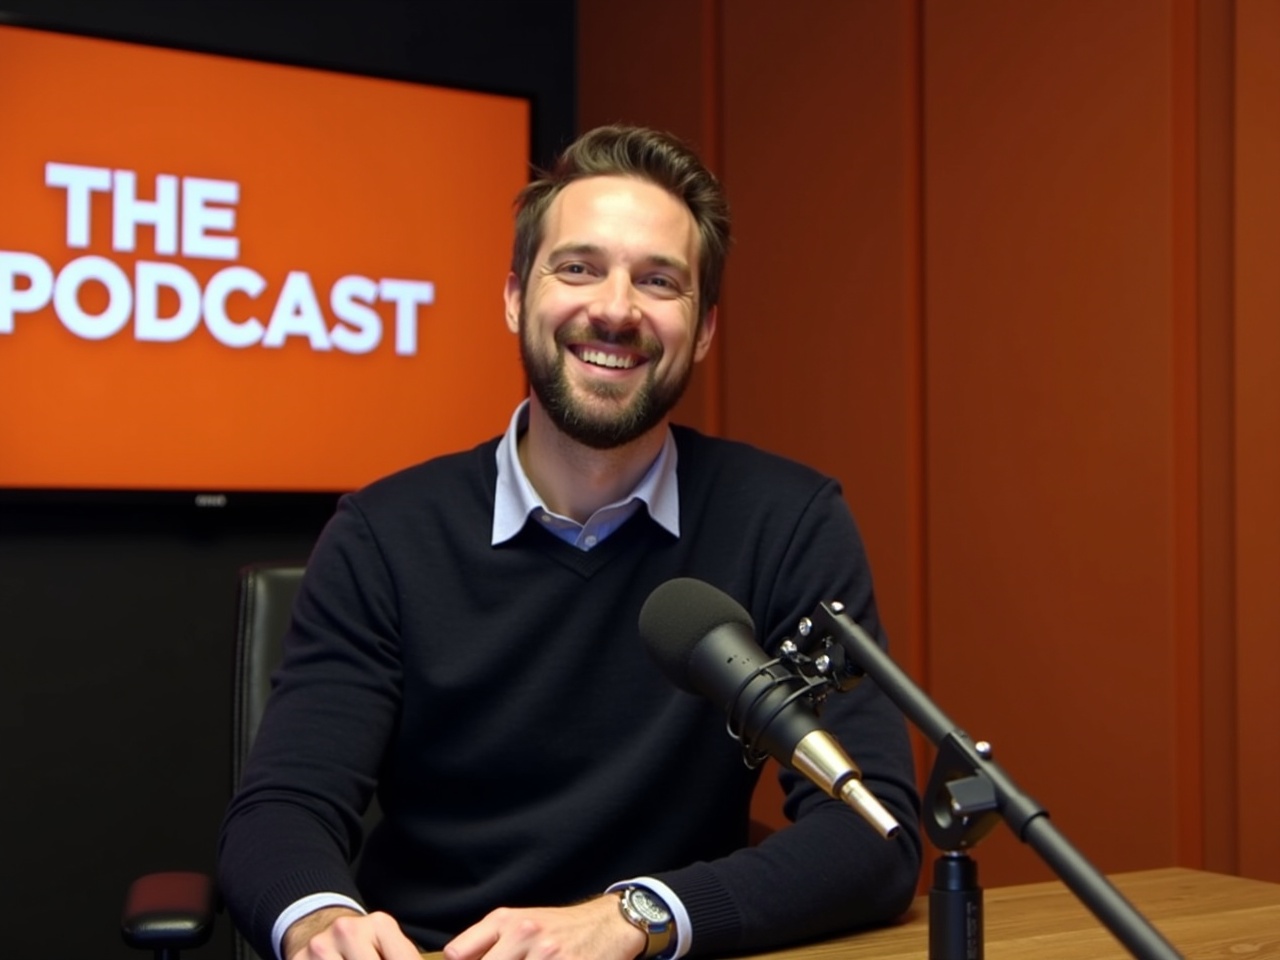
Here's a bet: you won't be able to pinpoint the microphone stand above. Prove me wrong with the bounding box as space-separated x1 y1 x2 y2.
798 600 1184 960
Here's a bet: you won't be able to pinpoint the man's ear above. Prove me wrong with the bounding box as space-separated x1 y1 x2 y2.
693 305 718 362
503 273 522 333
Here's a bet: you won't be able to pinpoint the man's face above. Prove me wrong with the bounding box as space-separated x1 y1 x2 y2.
504 175 717 450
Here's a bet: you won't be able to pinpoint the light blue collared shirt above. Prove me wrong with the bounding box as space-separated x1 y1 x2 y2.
492 400 681 549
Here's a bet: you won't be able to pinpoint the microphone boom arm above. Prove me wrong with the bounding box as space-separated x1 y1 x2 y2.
799 600 1183 960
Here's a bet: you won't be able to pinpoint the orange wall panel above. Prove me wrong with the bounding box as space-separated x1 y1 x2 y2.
719 0 924 683
1233 0 1280 883
922 0 1181 883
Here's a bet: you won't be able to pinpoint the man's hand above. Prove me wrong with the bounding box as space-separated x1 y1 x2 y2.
284 906 421 960
442 894 646 960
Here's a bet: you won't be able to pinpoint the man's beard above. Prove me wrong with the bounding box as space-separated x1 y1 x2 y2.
519 311 695 450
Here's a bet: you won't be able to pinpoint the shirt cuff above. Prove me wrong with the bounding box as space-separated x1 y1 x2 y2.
272 892 366 960
606 877 691 959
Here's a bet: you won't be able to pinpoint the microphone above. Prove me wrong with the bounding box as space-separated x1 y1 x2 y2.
639 577 900 840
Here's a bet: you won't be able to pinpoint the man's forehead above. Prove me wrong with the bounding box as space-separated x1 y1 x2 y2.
541 175 697 249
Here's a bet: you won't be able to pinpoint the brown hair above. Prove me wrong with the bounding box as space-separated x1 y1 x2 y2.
511 125 730 320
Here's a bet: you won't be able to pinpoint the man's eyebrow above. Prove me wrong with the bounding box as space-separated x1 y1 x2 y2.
643 253 693 276
547 242 606 260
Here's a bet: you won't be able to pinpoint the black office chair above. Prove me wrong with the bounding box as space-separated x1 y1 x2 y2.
121 563 307 960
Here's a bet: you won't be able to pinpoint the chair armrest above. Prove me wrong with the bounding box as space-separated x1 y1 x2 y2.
121 871 216 953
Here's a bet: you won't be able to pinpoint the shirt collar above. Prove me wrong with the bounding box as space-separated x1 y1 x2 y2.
491 399 680 546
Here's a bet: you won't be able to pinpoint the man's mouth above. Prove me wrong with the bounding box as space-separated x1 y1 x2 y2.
573 346 641 370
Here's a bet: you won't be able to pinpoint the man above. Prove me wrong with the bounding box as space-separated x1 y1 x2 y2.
218 125 921 960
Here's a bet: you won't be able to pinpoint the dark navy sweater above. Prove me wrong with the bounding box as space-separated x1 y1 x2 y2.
218 426 921 958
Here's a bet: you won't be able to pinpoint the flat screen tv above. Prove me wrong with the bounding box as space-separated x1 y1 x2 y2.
0 23 530 503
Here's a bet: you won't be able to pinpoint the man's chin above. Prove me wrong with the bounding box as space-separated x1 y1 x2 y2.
559 411 651 449
567 370 643 403
538 392 660 448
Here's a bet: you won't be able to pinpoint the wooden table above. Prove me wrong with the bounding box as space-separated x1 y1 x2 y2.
422 868 1280 959
749 867 1280 959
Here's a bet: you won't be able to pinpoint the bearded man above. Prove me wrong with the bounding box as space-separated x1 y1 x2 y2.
218 125 921 960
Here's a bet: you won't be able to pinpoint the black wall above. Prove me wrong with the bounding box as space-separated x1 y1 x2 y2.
0 2 575 957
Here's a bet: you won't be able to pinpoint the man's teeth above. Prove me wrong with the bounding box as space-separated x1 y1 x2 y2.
578 348 637 369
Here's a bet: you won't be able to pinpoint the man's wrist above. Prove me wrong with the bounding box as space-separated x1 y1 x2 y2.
598 893 648 959
281 905 362 959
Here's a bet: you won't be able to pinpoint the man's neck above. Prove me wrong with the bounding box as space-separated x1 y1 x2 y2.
518 399 667 524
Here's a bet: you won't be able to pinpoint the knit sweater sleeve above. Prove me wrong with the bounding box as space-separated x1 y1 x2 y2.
217 495 403 960
650 474 923 956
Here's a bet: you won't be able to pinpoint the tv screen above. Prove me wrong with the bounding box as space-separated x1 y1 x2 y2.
0 23 530 498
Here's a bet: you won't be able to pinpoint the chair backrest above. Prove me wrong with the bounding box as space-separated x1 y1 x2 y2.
232 563 306 791
229 563 305 960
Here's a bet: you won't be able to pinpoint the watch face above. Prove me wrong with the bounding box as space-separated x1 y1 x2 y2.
629 888 670 923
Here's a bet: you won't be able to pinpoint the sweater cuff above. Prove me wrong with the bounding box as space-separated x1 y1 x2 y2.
248 868 365 960
272 893 366 960
649 862 743 956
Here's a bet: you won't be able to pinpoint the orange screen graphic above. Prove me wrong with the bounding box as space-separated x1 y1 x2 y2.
0 25 530 493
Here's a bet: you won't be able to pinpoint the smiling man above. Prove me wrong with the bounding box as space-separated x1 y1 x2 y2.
218 126 921 960
509 172 715 525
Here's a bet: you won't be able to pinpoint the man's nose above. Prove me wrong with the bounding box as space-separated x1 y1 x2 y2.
589 270 640 327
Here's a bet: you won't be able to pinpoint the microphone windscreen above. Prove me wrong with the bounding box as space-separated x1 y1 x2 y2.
639 577 755 691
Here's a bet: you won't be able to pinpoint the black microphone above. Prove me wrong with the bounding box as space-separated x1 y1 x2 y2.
639 577 899 839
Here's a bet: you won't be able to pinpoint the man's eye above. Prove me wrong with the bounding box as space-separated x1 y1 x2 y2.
642 275 682 294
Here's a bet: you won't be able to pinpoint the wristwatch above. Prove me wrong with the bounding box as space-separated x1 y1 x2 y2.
617 885 675 960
